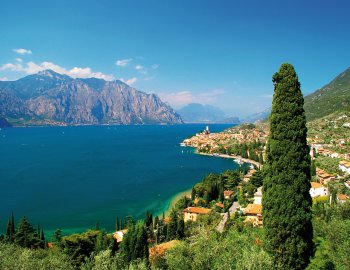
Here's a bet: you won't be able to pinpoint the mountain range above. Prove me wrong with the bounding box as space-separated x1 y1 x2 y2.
0 70 183 126
177 103 240 124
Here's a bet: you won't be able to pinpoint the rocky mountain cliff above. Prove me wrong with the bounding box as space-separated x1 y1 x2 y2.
0 70 183 125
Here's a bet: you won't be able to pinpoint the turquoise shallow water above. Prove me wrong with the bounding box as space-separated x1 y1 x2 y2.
0 124 237 235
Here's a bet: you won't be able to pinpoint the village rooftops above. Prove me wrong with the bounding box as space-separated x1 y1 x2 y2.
224 190 234 198
183 207 212 214
311 182 324 189
337 194 349 201
243 204 262 215
215 202 224 209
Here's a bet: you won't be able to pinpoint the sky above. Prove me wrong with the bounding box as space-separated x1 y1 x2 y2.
0 0 349 117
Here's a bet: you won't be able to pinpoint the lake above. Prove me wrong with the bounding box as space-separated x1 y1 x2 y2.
0 124 238 235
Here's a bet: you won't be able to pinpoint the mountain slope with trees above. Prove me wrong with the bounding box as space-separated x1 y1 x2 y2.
304 67 350 121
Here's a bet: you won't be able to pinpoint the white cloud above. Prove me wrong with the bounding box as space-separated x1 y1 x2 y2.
15 58 23 62
13 48 32 55
0 76 8 81
119 77 138 86
115 58 132 67
151 64 159 70
135 64 147 74
1 61 115 81
0 62 26 72
158 89 225 108
126 77 137 85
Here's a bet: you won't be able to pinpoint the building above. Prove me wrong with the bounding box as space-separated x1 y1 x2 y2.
183 207 212 222
344 181 350 189
309 182 328 198
253 186 263 205
113 229 128 243
224 190 234 199
337 194 349 203
316 168 336 185
243 204 262 227
339 161 350 174
215 202 224 209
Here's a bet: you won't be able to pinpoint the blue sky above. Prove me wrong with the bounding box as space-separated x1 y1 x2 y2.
0 0 349 117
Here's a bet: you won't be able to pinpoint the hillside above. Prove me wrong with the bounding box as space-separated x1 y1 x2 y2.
304 67 350 121
0 70 183 126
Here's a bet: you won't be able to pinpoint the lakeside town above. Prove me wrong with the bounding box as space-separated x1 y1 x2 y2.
170 115 350 230
109 114 350 264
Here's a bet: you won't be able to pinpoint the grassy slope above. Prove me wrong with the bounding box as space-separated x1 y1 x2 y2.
304 67 350 121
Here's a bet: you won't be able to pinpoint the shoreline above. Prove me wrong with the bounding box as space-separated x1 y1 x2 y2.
162 188 192 217
161 149 262 218
196 151 262 169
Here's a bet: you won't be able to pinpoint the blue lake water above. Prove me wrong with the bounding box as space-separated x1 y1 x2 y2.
0 124 238 235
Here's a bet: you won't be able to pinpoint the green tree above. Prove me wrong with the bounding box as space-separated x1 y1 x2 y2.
121 221 149 264
191 186 196 201
144 211 153 229
263 63 313 269
167 210 178 241
116 216 119 231
5 212 15 243
176 217 185 239
14 216 41 249
311 159 316 176
52 229 62 243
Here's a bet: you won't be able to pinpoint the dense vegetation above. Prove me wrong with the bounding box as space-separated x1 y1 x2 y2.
263 63 313 269
304 67 350 121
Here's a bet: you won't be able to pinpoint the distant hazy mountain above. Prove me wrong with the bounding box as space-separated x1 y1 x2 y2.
0 70 183 126
0 117 11 128
241 107 271 123
304 67 350 121
177 103 240 124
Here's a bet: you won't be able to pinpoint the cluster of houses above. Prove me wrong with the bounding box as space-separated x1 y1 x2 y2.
339 160 350 174
316 168 336 185
182 125 269 154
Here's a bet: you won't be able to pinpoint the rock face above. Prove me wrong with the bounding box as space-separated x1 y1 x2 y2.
0 70 183 125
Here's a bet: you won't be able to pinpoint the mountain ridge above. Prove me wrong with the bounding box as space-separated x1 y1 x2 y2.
304 67 350 121
0 70 183 126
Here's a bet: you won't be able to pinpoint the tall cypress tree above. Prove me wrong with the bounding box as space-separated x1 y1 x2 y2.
263 63 313 269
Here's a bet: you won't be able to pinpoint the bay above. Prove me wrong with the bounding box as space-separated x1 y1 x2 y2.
0 124 237 235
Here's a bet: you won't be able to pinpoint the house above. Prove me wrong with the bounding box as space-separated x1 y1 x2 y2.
344 181 350 189
309 182 328 198
253 186 263 205
224 190 234 199
113 229 128 243
337 194 349 203
215 202 224 209
243 204 262 227
183 207 212 222
316 168 336 185
339 161 350 174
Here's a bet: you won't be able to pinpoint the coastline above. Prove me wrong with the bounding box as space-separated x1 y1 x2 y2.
196 151 262 169
161 148 262 218
162 188 192 217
